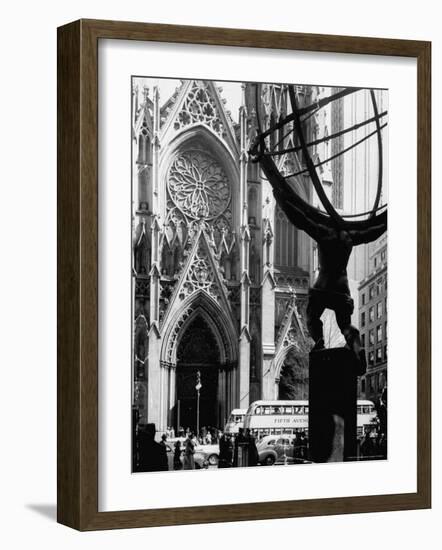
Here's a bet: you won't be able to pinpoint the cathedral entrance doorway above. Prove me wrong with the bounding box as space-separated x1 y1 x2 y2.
175 316 221 432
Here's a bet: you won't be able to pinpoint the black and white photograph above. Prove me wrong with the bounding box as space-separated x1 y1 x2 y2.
130 77 388 473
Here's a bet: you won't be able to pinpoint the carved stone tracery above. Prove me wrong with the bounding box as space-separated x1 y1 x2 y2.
179 239 222 303
168 149 231 221
174 81 224 136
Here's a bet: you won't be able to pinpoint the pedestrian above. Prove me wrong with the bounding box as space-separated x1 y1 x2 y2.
293 432 302 458
246 428 259 467
184 432 196 470
173 440 183 470
218 433 234 468
137 423 168 472
377 431 387 459
234 428 248 467
205 431 212 445
160 433 168 449
299 432 308 459
360 428 375 459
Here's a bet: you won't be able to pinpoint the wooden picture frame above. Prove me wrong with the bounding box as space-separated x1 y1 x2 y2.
57 18 431 531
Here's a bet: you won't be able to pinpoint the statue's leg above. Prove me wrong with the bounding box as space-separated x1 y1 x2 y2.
336 309 366 375
307 294 326 349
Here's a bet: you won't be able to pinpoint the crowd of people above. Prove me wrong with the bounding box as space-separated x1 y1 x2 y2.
133 423 263 472
218 428 259 468
358 429 387 460
133 391 387 472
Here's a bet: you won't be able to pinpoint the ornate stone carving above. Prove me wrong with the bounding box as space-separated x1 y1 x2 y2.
135 277 150 298
174 81 224 136
179 240 222 303
168 149 231 221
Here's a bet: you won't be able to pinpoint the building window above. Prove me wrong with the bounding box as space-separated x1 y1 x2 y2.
377 301 383 319
376 348 382 362
368 352 374 366
369 306 374 323
374 257 378 268
361 312 366 327
361 293 366 305
369 285 375 300
376 278 382 295
384 345 388 360
384 320 387 339
361 334 366 348
369 329 374 346
361 378 366 393
381 249 386 263
377 324 383 343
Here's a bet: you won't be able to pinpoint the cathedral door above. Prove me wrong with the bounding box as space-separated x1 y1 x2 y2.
175 316 220 431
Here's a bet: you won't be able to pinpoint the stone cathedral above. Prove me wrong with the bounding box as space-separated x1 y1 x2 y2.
132 80 333 432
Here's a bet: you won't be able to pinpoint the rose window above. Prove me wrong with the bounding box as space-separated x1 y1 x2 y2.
168 149 231 220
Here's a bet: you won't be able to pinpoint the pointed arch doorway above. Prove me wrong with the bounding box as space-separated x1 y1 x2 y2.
175 315 221 431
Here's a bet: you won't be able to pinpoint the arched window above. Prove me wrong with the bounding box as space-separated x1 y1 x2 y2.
137 118 151 165
274 204 298 268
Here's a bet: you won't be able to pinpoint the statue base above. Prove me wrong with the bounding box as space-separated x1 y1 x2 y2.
308 347 358 463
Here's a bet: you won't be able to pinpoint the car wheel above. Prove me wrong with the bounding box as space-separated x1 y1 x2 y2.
207 454 219 466
263 455 275 466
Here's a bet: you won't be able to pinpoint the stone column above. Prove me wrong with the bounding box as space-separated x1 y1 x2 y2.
218 369 226 428
147 332 161 428
261 270 276 400
168 364 176 428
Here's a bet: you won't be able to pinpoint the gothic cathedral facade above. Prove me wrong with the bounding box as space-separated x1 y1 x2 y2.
132 80 325 432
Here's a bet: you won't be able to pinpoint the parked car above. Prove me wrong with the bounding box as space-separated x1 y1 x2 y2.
194 444 220 467
256 434 310 465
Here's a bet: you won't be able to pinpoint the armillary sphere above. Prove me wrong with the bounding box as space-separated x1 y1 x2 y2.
250 85 388 232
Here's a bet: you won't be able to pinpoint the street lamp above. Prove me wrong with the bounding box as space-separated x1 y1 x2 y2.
195 370 202 436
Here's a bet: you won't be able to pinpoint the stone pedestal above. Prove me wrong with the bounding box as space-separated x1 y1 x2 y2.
308 347 358 463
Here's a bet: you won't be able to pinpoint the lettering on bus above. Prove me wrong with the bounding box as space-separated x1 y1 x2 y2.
274 417 304 424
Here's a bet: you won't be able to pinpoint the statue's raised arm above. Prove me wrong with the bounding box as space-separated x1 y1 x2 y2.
349 219 388 246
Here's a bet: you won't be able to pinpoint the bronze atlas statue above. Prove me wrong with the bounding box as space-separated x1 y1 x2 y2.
250 85 388 374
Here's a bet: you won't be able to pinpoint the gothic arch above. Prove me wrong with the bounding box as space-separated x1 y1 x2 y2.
274 343 304 381
160 290 238 367
275 345 309 400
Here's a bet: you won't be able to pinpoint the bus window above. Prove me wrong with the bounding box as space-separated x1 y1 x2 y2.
283 406 293 414
304 406 309 414
254 406 262 415
274 406 281 414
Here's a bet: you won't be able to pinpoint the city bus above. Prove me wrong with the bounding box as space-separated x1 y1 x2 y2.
243 400 377 439
356 399 378 436
224 409 247 435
